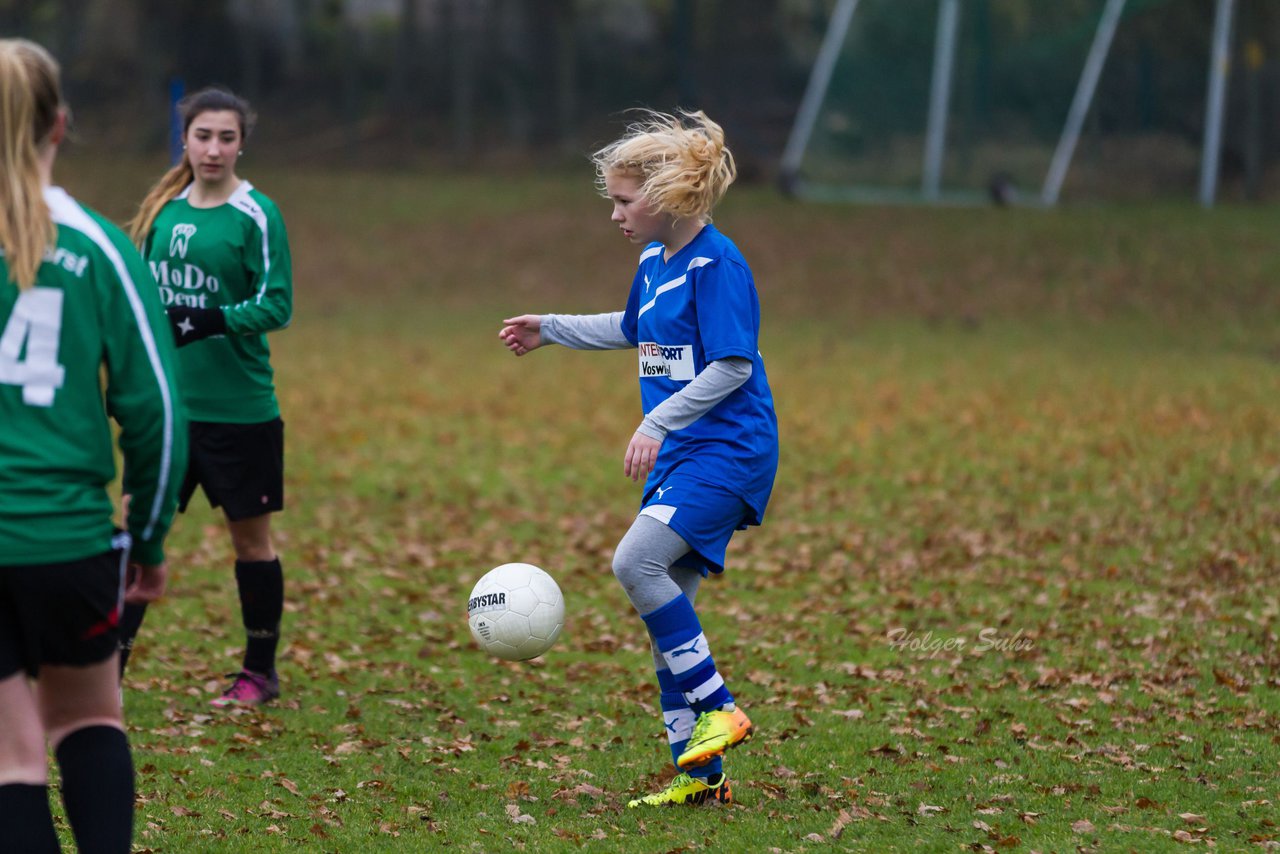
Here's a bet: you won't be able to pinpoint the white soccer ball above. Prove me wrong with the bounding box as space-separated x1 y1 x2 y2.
467 563 565 661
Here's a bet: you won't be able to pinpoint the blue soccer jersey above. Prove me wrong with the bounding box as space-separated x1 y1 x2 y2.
620 224 779 525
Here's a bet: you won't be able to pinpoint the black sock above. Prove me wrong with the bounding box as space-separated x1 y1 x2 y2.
118 601 148 675
55 726 134 854
235 558 283 675
0 783 60 853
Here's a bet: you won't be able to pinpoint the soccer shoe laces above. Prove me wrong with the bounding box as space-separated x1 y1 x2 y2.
628 772 731 807
689 713 715 744
678 707 754 769
655 773 699 802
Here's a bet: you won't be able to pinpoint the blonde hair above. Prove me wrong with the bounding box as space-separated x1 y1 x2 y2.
128 87 256 245
0 39 62 290
592 109 736 221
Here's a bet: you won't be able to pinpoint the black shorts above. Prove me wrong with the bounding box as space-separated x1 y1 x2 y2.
0 536 129 680
179 418 285 521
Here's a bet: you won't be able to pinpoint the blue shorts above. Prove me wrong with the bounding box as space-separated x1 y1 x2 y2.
639 473 751 576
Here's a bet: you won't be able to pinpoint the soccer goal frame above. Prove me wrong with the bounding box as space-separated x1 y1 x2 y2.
780 0 1238 207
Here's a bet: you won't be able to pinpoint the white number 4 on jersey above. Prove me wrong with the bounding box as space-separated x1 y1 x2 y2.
0 287 66 407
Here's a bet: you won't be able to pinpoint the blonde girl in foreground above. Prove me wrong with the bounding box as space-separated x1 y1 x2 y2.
0 38 185 851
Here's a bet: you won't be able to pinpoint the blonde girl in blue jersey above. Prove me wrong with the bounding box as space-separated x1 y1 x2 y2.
500 110 779 808
0 39 186 852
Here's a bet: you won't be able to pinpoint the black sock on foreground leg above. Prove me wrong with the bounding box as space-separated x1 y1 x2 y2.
55 725 134 854
0 783 60 853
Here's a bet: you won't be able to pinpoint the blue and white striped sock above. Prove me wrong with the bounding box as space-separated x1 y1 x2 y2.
642 594 735 714
657 667 722 779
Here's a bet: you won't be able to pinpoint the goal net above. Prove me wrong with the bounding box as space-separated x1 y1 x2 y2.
783 0 1227 205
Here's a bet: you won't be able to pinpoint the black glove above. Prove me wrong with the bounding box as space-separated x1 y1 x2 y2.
167 306 226 347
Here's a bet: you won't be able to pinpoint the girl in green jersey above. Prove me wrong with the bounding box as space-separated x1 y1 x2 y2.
0 39 186 852
124 87 293 708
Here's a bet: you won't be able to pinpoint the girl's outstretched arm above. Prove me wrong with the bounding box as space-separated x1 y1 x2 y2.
500 311 631 354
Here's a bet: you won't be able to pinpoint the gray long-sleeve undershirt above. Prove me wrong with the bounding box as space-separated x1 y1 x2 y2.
541 312 630 350
541 312 752 441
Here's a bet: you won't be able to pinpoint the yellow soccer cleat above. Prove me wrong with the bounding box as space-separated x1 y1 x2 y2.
627 772 732 808
677 707 753 769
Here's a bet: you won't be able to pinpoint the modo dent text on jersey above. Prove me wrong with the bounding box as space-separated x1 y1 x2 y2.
150 259 221 308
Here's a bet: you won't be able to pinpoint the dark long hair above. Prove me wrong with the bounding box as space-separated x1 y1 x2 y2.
127 87 256 244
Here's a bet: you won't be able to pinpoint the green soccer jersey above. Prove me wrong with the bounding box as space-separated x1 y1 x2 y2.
0 187 187 566
144 181 293 423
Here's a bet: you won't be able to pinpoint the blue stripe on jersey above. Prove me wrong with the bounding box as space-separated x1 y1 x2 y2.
637 256 712 320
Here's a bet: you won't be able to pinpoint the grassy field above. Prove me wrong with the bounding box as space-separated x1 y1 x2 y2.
56 157 1280 852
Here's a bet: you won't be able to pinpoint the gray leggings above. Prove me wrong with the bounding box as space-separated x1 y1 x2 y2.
612 514 704 670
